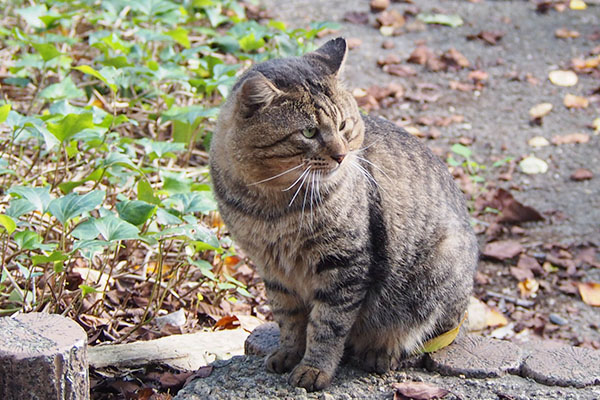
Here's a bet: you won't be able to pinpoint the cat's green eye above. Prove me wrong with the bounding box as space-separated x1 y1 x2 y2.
302 127 318 138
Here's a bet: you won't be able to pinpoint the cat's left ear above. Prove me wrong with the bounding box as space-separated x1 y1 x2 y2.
306 37 348 77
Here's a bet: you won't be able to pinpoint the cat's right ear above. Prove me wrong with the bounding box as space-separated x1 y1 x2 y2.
238 72 282 117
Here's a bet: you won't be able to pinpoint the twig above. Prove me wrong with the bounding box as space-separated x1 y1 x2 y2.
486 291 535 308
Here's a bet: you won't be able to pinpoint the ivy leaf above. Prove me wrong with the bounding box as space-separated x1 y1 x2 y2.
166 27 191 48
46 113 95 143
47 190 105 225
451 143 472 159
0 104 11 124
138 180 161 205
14 231 56 251
73 65 118 92
166 192 217 215
16 5 47 28
94 214 140 242
161 171 192 195
80 284 99 297
137 138 185 159
116 200 157 226
6 199 37 219
8 186 53 213
0 214 16 235
31 42 61 62
32 250 69 266
39 76 85 101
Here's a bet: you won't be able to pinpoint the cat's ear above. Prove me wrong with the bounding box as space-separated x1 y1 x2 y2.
307 37 348 77
238 72 282 117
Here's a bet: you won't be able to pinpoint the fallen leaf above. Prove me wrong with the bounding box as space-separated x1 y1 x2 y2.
548 70 578 87
416 13 463 28
213 315 240 330
468 70 489 82
563 93 589 109
421 312 467 353
490 188 544 224
529 103 553 119
578 282 600 306
510 266 534 281
518 278 540 298
593 117 600 133
370 0 390 12
486 307 509 327
483 240 523 260
517 254 545 276
519 155 548 174
347 38 363 49
467 30 505 45
184 365 214 386
343 11 370 24
570 168 593 181
570 0 587 10
555 27 580 38
383 64 417 77
407 45 433 65
382 39 395 49
528 136 550 147
377 10 405 28
551 132 590 145
449 80 475 92
442 48 470 69
393 381 449 400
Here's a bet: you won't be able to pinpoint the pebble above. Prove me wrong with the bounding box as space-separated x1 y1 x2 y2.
549 313 568 326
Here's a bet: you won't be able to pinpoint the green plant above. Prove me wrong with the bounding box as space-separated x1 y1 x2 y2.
0 0 335 341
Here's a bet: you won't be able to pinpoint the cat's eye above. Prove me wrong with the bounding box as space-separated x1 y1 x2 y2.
339 120 346 131
302 127 318 138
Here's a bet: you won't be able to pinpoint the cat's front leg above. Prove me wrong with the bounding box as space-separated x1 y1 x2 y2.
289 266 366 391
263 278 308 374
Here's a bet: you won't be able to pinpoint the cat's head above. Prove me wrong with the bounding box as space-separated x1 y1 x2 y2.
213 38 365 191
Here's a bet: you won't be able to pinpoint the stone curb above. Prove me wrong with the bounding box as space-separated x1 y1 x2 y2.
245 323 600 388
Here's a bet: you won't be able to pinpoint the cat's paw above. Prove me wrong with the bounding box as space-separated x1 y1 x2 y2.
361 350 395 374
288 364 332 392
265 348 303 374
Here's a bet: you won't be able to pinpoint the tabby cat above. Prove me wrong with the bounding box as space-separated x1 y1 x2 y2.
209 38 478 391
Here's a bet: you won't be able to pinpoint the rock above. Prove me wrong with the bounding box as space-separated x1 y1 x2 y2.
245 322 280 356
521 345 600 387
426 335 523 378
0 312 89 400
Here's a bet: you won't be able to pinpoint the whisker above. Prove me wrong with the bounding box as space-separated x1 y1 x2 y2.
351 160 381 190
353 155 391 181
288 167 311 207
356 135 386 152
282 166 311 192
247 163 305 186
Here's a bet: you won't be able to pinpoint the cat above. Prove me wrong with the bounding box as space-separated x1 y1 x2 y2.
209 37 478 392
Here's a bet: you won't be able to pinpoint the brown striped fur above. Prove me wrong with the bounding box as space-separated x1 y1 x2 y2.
209 38 478 391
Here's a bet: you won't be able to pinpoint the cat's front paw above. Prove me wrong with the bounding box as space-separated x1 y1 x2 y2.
265 348 303 374
288 364 332 392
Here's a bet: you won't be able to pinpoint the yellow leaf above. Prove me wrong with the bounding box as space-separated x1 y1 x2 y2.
421 312 467 353
592 117 600 133
563 94 589 109
486 308 508 327
548 70 578 87
578 282 600 306
518 278 539 298
570 0 587 10
529 102 553 119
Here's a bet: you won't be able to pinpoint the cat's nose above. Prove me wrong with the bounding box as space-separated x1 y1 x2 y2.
331 154 346 164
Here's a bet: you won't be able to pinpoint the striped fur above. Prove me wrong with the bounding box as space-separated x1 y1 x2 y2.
209 38 478 391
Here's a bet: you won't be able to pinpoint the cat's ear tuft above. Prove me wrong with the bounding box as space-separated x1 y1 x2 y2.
309 37 348 77
238 72 281 117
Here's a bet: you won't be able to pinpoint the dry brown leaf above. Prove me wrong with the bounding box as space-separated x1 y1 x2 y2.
578 282 600 306
467 30 505 45
510 266 534 281
383 64 417 77
370 0 390 12
489 188 544 224
213 315 240 330
563 93 589 109
347 38 363 50
551 132 590 145
377 9 405 28
408 45 433 65
529 102 553 119
442 48 470 69
555 27 580 38
343 11 370 25
548 70 578 87
393 381 449 400
483 240 523 260
468 70 489 82
570 168 593 181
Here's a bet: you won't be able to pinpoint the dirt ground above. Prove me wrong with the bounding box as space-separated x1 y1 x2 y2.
260 0 600 348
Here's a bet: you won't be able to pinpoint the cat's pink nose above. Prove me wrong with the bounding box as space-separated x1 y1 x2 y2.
331 154 346 164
